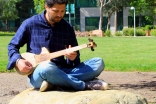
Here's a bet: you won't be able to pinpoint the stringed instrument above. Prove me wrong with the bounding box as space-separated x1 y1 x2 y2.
15 38 97 76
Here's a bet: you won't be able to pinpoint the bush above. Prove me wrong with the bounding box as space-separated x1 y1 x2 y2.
123 28 145 36
105 30 111 37
122 28 129 36
145 25 152 30
122 28 134 36
150 29 156 36
136 29 145 36
138 27 145 31
115 31 123 36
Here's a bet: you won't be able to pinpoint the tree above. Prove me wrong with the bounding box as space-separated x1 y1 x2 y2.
16 0 34 18
96 0 131 32
0 0 20 31
33 0 75 14
129 0 148 27
96 0 111 30
144 0 156 26
129 0 156 27
34 0 45 14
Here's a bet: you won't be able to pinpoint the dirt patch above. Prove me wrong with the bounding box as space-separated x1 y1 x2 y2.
0 71 156 104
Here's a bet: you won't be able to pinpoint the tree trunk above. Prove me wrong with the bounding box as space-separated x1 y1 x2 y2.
99 0 104 30
114 10 117 33
139 15 141 28
5 19 8 31
107 13 111 30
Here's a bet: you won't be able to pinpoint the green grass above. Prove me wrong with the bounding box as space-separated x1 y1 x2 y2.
0 33 156 72
77 37 156 72
0 31 15 36
0 36 12 72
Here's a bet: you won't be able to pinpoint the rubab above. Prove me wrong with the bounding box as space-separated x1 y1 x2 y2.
15 38 97 76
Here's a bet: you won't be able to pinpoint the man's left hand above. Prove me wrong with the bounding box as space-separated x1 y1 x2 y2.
64 45 77 61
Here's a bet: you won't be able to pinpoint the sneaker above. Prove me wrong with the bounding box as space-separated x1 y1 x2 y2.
85 79 109 90
39 80 55 92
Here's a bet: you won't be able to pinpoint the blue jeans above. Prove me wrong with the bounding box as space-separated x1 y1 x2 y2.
29 57 104 90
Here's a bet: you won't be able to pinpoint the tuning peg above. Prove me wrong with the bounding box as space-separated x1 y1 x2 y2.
91 47 94 51
88 38 96 51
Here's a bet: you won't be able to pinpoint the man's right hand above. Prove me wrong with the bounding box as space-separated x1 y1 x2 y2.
16 59 33 73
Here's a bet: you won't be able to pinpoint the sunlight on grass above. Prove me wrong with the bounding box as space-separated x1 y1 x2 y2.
0 36 12 72
0 34 156 72
77 37 156 72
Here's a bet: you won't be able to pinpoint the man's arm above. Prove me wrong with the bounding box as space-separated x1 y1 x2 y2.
7 21 28 70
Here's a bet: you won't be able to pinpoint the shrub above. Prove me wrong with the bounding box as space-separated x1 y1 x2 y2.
138 27 145 31
123 28 134 36
136 29 145 36
115 31 122 36
150 29 156 36
122 28 129 36
105 30 111 37
145 25 152 30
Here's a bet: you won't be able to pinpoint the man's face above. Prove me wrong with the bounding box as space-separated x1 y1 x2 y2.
45 3 66 24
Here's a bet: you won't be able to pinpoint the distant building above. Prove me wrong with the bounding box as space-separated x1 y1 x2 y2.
64 0 154 34
0 0 154 32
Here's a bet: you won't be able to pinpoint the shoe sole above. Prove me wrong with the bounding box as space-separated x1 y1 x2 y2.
40 81 49 92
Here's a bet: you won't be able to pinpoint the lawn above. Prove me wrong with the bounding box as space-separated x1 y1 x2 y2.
0 33 156 72
77 37 156 72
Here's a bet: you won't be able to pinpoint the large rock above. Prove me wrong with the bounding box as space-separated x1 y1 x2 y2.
9 88 148 104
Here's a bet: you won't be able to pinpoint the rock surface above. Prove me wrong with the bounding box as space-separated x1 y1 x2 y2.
9 88 148 104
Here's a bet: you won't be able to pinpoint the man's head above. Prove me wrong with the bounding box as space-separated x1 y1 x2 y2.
45 0 68 25
45 0 68 8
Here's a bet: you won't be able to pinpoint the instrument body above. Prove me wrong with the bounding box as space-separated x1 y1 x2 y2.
15 39 97 75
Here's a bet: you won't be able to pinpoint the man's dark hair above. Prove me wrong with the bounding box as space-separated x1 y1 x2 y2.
45 0 68 8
